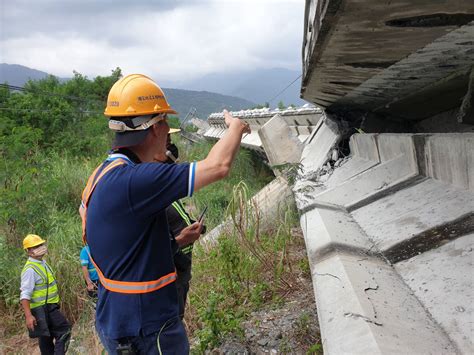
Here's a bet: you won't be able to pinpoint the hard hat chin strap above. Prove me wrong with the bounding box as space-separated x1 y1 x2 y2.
109 114 165 132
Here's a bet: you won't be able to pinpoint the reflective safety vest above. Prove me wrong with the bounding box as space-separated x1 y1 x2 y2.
22 260 60 309
79 154 177 294
171 201 193 255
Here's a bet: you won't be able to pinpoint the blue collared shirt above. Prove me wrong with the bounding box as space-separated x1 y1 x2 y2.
87 154 196 339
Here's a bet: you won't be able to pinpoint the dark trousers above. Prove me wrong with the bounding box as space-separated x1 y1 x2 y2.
174 250 192 319
34 304 71 355
97 317 189 355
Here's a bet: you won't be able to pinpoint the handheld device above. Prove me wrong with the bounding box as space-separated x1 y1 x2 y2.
165 150 178 162
198 206 208 223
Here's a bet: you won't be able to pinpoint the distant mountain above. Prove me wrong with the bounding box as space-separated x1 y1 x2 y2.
0 63 51 86
0 63 256 119
163 88 255 119
177 68 307 108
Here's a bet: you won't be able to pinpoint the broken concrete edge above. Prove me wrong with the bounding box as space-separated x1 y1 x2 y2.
259 113 304 168
296 116 341 182
298 133 474 212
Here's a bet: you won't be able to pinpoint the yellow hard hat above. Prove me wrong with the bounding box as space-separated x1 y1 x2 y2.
23 234 46 250
168 128 181 134
105 74 177 117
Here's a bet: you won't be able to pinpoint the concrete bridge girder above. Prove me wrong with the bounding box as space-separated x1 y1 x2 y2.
199 105 473 354
302 0 474 122
296 132 474 354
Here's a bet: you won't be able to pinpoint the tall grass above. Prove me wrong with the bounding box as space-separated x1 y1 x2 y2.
0 149 105 335
186 182 307 353
0 134 274 343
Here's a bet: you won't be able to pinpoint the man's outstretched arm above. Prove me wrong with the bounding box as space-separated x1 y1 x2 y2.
194 110 250 192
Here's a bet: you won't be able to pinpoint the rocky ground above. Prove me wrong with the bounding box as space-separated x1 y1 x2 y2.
211 292 321 354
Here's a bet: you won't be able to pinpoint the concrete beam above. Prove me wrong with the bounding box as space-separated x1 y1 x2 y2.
259 114 304 168
424 133 474 191
300 118 340 172
300 208 375 264
296 132 473 354
310 253 457 354
395 234 474 353
351 178 474 251
302 0 474 120
293 117 341 210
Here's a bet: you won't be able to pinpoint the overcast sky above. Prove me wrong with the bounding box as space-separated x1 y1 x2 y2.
0 0 305 84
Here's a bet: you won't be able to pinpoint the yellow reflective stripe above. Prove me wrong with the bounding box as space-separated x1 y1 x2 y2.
35 280 57 291
23 264 47 283
171 202 191 226
181 245 193 254
31 292 59 304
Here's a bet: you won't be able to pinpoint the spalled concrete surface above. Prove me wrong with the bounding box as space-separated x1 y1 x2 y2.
352 179 474 251
293 118 341 211
300 118 340 174
396 234 474 353
311 253 457 354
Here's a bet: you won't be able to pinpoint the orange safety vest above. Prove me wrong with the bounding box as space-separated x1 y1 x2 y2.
79 155 177 294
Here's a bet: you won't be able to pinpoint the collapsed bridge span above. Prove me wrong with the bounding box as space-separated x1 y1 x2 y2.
196 1 473 353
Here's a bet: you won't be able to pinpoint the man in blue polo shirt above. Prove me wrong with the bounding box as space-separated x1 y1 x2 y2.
80 74 250 354
79 245 98 298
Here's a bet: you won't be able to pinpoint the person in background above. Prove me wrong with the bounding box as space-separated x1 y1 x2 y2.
80 245 99 299
20 234 71 355
159 130 206 319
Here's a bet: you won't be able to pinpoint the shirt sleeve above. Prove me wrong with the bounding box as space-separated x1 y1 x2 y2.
80 247 89 266
129 162 195 218
20 268 38 301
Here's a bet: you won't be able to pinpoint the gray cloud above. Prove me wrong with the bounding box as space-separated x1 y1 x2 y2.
0 0 303 82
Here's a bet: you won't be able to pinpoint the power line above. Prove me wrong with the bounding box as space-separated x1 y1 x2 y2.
266 74 302 105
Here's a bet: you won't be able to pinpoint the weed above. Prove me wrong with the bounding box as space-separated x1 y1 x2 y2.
307 342 323 355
